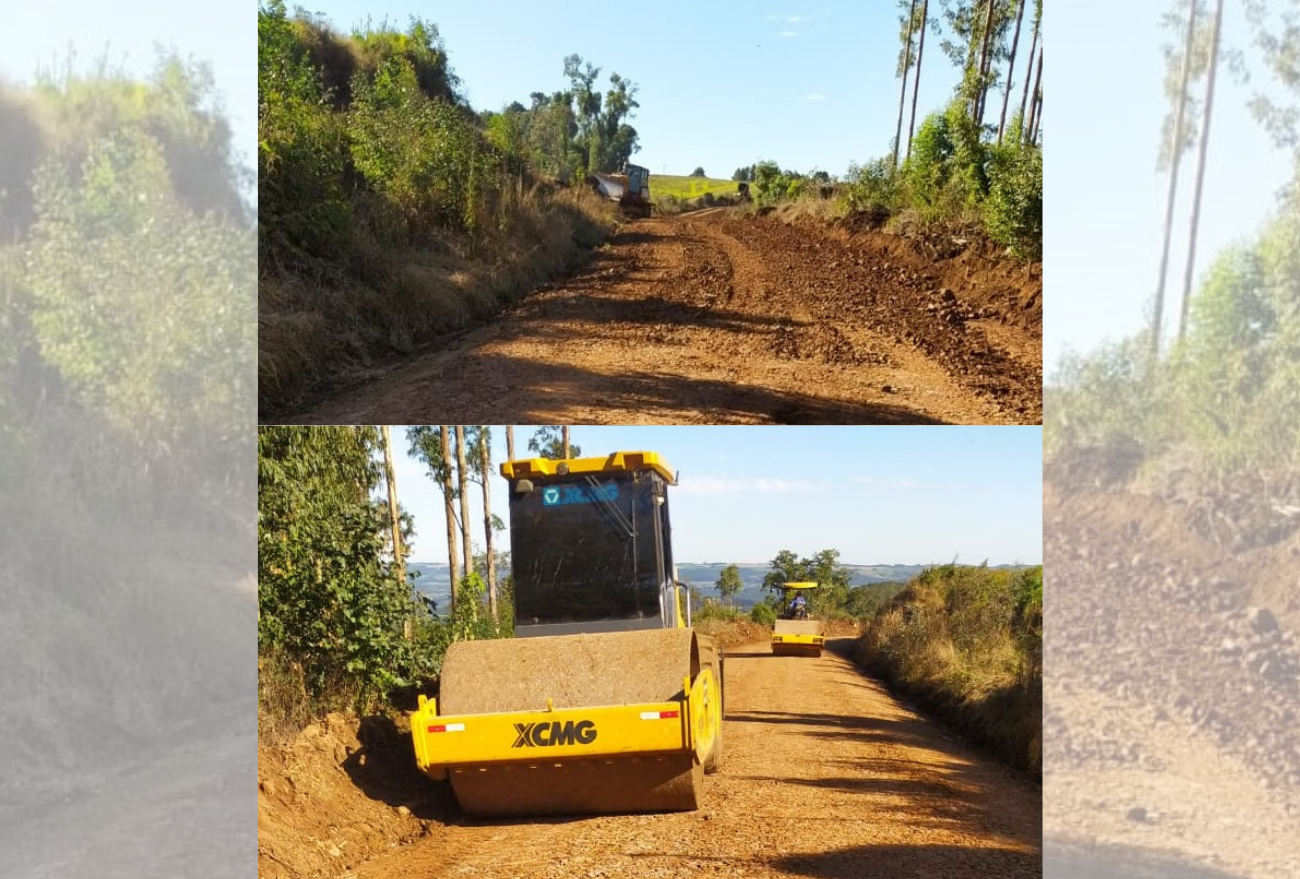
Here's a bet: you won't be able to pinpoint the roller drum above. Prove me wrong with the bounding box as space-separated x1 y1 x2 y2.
439 628 704 816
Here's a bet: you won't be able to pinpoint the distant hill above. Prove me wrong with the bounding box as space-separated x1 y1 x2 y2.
408 560 1030 613
676 563 926 609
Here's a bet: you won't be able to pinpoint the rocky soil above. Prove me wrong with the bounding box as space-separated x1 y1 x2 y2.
272 210 1041 425
1044 479 1300 878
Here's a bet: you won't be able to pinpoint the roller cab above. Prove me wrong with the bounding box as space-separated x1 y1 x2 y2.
772 581 825 657
413 452 723 817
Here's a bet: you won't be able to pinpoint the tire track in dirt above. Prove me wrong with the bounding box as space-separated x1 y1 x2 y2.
274 211 1040 425
348 640 1041 879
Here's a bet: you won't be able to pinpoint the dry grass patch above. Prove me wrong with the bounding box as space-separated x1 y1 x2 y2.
855 564 1042 772
258 185 617 412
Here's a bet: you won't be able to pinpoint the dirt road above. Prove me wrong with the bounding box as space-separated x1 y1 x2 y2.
1042 480 1300 879
343 640 1040 879
279 211 1041 425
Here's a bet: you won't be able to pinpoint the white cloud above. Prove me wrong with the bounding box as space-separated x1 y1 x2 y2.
849 475 919 490
766 13 805 22
677 475 827 497
806 93 827 101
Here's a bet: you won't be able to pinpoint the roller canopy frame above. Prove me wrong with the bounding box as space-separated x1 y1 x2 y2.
500 450 675 484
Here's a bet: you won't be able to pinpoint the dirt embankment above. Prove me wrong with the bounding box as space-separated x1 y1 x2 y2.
258 638 1040 879
271 210 1041 425
1043 479 1300 878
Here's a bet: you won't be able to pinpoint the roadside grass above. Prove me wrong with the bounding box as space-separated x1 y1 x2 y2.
855 564 1043 773
258 185 616 412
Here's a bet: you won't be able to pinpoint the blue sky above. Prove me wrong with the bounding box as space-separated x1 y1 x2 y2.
387 426 1042 567
264 0 1030 179
1047 0 1296 370
0 1 256 177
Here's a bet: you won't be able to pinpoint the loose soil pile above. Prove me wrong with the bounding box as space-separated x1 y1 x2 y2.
258 713 453 879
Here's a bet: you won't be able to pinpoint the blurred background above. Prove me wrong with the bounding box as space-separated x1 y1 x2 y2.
1045 1 1300 876
0 2 255 877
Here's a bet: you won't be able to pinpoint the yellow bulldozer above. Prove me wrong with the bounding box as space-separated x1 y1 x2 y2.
771 582 825 657
410 451 723 817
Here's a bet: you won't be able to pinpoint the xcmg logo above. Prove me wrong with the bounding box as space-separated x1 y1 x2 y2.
512 719 598 748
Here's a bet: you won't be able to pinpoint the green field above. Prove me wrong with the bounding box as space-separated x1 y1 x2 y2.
650 174 741 201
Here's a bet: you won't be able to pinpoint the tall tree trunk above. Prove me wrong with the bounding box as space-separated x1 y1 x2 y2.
997 0 1027 144
380 427 409 639
1179 0 1225 341
1026 44 1044 145
894 0 919 170
454 427 473 595
1030 79 1043 144
1153 0 1200 356
1018 7 1040 134
974 0 997 127
478 427 498 626
506 425 515 461
907 0 929 160
562 426 571 459
380 427 406 583
439 425 459 613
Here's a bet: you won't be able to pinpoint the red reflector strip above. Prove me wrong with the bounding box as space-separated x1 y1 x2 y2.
427 722 466 733
640 710 680 720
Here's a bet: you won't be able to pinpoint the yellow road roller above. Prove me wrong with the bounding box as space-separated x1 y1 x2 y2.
771 581 825 657
411 451 723 817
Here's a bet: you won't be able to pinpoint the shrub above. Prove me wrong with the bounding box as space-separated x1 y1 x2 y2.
258 1 352 256
751 159 784 206
856 564 1042 771
694 599 742 622
900 111 954 211
844 157 898 216
985 141 1042 258
347 57 501 241
841 100 1040 258
749 602 776 626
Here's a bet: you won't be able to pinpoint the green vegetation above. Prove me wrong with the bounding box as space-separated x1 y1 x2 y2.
714 564 743 607
257 2 652 410
856 564 1043 771
1046 0 1300 513
1046 189 1300 508
737 2 1043 259
731 113 1040 259
749 602 777 627
0 53 252 512
653 174 740 200
258 425 509 738
842 105 1041 257
527 425 581 459
740 548 909 621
